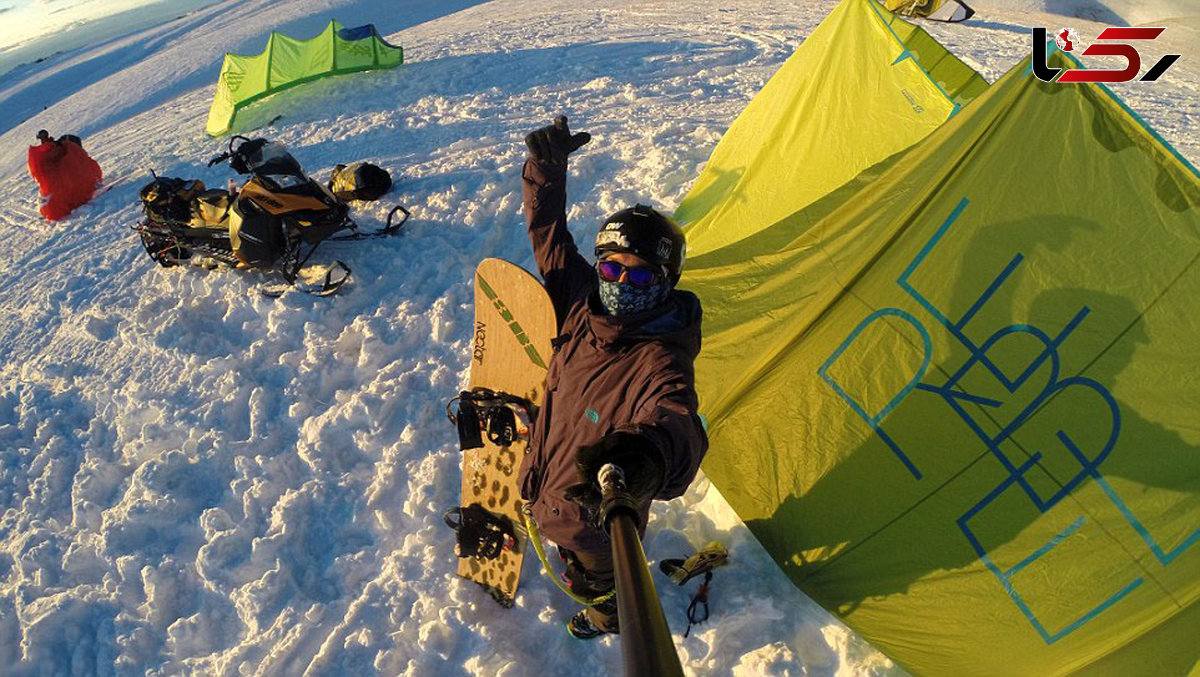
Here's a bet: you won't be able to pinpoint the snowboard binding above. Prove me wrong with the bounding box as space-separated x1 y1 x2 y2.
444 504 518 560
446 388 537 450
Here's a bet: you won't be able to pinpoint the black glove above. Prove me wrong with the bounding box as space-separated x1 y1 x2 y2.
524 115 591 165
564 431 665 529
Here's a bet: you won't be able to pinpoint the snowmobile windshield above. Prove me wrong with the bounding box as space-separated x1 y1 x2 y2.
249 142 305 180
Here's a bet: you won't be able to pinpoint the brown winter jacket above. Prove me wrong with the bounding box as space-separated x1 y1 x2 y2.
517 157 708 555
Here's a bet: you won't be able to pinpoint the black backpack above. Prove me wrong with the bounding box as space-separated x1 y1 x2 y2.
140 177 205 225
328 162 391 201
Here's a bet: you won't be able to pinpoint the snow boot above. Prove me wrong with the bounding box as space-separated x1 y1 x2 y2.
566 609 617 640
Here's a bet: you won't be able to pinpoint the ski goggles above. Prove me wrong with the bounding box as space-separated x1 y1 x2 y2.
595 259 660 287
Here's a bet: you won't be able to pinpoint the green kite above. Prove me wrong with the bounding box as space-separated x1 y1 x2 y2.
205 21 403 136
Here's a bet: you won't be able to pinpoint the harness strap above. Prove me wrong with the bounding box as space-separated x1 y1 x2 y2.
684 570 713 638
522 507 615 607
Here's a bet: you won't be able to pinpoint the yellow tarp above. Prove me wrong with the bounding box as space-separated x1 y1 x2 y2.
682 2 1200 675
675 0 986 257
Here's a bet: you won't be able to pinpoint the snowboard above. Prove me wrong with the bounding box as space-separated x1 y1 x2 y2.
455 258 555 606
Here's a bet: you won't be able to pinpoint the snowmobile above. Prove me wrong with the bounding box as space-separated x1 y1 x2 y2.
133 135 408 295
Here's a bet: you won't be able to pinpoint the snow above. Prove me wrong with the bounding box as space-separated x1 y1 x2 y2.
0 0 1197 675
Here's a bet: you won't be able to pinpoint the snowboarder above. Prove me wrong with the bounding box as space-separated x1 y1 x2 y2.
518 116 708 639
27 129 102 221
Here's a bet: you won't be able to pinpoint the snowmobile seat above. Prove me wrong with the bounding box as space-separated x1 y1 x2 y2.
189 189 233 229
140 177 206 226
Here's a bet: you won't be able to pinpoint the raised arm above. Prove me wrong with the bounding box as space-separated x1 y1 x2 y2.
523 116 593 329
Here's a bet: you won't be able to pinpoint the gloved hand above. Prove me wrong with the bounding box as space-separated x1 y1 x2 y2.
564 431 665 529
525 115 591 165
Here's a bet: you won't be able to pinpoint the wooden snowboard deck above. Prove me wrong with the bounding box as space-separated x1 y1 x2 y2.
458 258 555 605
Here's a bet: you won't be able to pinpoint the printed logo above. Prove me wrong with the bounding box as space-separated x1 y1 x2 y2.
901 88 925 114
657 237 673 260
820 197 1200 645
473 321 486 364
596 230 630 249
224 62 246 93
1032 26 1181 83
477 274 548 370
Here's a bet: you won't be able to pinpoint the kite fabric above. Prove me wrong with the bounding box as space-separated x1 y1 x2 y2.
675 0 986 257
205 21 403 136
678 1 1200 675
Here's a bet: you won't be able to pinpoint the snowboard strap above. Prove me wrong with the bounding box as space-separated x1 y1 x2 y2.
447 388 537 450
522 507 615 607
444 505 517 560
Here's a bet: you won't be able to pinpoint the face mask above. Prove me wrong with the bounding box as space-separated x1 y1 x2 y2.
598 278 669 316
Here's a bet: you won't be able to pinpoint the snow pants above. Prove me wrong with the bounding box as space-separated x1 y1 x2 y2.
559 546 619 632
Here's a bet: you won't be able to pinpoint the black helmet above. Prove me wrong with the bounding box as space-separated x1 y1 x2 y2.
594 204 686 284
36 130 50 141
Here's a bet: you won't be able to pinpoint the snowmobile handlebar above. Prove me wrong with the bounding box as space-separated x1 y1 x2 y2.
206 151 231 167
228 135 254 152
206 135 255 167
599 464 685 677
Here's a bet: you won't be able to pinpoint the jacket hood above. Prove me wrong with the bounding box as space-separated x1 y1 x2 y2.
586 289 702 357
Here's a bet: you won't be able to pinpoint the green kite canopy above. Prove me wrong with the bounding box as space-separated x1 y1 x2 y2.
205 21 403 136
675 0 986 257
679 1 1200 675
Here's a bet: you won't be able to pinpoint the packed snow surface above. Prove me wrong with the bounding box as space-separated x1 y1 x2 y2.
1 0 1198 675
